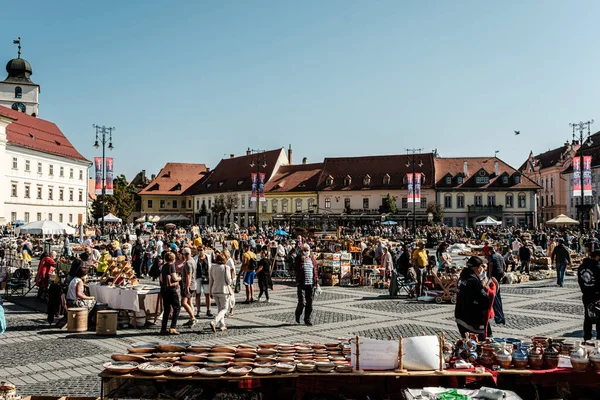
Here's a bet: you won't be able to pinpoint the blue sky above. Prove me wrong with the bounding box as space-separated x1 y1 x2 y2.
2 1 600 179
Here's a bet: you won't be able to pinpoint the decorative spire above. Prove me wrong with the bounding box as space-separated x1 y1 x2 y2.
13 37 21 58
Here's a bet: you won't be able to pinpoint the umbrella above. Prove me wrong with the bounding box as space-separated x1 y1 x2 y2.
165 223 177 229
381 221 398 225
475 216 502 226
143 222 153 226
135 216 146 223
101 213 122 223
546 214 580 226
275 229 288 236
15 220 76 235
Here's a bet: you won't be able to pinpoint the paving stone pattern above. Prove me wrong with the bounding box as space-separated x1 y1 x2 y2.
0 275 594 397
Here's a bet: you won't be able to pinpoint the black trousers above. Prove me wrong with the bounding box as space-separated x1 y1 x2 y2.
457 323 492 342
161 289 180 331
295 284 314 323
583 297 600 341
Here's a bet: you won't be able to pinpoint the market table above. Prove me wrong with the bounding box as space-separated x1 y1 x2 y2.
88 284 161 326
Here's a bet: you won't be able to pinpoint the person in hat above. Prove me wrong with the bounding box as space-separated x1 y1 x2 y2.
455 256 497 340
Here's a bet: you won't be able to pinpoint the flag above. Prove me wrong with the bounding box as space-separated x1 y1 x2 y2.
94 157 102 195
105 157 114 195
584 155 592 197
407 174 414 203
414 173 422 203
573 158 581 197
259 173 266 202
250 173 257 202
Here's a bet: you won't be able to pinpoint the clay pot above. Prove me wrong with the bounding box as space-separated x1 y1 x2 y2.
495 343 513 369
543 340 562 370
528 344 544 370
512 343 528 369
479 345 495 367
532 336 549 347
572 359 589 372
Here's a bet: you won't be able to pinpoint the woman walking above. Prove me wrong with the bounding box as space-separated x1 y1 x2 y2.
209 252 232 332
223 249 236 316
160 251 181 335
257 246 273 302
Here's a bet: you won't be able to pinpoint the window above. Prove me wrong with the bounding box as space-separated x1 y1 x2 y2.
59 214 63 223
570 198 573 207
182 200 186 209
78 190 83 202
261 201 268 213
324 198 331 209
147 199 153 208
401 197 408 209
545 177 548 188
295 199 302 212
69 189 74 201
383 174 390 185
69 214 73 224
326 176 334 186
48 187 53 200
282 199 289 213
241 195 245 208
474 193 483 206
24 184 30 198
363 198 369 209
307 198 315 210
11 183 17 197
25 160 30 171
60 167 64 177
502 176 509 184
420 197 427 208
445 176 452 185
475 176 489 185
344 175 352 186
49 165 54 176
37 162 42 174
48 213 52 221
172 200 178 209
11 212 17 222
69 168 74 179
514 175 521 184
505 193 514 208
37 186 42 199
12 157 17 169
363 175 371 186
487 193 496 206
541 196 544 207
37 213 42 221
550 177 554 189
188 200 191 209
518 193 526 208
457 194 465 208
208 199 211 208
272 199 278 213
545 195 549 207
444 194 452 208
15 86 22 98
79 170 83 180
343 198 350 209
59 188 64 201
160 199 165 208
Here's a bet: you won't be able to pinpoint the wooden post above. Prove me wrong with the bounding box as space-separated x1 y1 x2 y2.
355 335 362 372
395 336 406 373
439 332 445 372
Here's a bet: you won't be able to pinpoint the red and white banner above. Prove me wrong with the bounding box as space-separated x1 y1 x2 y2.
259 172 266 202
407 174 414 203
250 173 257 202
105 157 114 195
94 157 102 195
414 173 422 203
573 158 581 197
584 155 592 197
406 173 422 203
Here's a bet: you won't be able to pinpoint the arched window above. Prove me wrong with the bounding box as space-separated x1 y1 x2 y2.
282 199 289 213
15 87 22 99
383 174 390 185
474 193 483 206
344 175 352 186
307 198 316 210
295 198 302 212
456 193 465 208
444 194 452 208
505 193 514 208
550 177 554 189
487 193 496 206
271 199 278 213
363 175 371 186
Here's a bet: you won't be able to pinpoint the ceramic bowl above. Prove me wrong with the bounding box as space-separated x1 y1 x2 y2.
198 367 227 377
138 362 173 375
103 361 138 374
111 354 146 363
170 365 199 376
227 366 252 376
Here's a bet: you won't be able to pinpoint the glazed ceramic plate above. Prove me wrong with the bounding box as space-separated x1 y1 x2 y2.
277 357 295 363
103 361 138 374
237 344 255 349
111 354 146 363
275 363 295 373
234 357 254 363
130 342 160 348
329 356 346 362
176 361 203 367
254 361 276 368
156 344 187 352
296 347 313 353
152 357 178 363
257 349 277 355
127 347 155 354
311 344 326 349
152 352 184 358
231 361 253 368
252 367 275 376
236 352 257 358
203 361 230 368
138 362 173 375
207 356 234 363
325 343 339 347
336 365 352 373
181 355 207 362
258 343 278 348
199 367 227 377
227 366 252 376
189 347 212 353
297 364 316 372
170 365 200 376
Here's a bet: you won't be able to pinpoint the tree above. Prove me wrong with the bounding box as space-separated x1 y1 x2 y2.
211 195 226 215
89 175 135 223
426 203 444 224
199 202 208 216
224 194 240 223
380 193 398 214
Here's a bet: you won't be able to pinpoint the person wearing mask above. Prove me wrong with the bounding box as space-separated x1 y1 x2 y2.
66 266 95 310
195 248 213 318
486 246 506 325
159 251 181 336
552 238 572 287
578 250 600 341
518 242 532 274
411 242 428 297
294 243 319 326
209 252 233 332
180 247 197 328
257 246 273 302
455 256 497 340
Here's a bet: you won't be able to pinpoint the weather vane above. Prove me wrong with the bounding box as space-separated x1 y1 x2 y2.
13 37 21 58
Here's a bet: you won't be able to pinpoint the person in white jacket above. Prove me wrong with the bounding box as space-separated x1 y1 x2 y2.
223 249 236 316
209 252 233 332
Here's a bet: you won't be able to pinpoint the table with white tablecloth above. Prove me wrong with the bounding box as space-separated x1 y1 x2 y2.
88 284 161 325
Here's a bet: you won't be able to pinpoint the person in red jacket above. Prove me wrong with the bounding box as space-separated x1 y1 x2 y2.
35 251 57 300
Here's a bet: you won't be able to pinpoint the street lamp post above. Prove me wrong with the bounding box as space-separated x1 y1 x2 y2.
570 120 594 233
93 124 114 234
249 149 267 231
406 148 423 232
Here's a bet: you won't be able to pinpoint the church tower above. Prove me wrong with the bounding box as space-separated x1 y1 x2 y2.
0 38 40 117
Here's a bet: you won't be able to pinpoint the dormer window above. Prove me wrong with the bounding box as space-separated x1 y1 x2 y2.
502 176 509 184
383 174 390 185
445 176 452 185
326 175 334 186
457 176 463 184
206 183 212 188
514 175 521 184
363 175 371 186
475 169 489 185
344 175 352 186
174 184 181 191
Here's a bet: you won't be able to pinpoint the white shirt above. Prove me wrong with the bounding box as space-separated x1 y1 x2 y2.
512 241 521 252
156 240 163 254
226 257 236 281
67 277 82 301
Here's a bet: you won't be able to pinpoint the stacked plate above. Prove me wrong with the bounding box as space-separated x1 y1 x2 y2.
103 361 138 374
138 362 173 375
275 362 296 373
316 362 335 373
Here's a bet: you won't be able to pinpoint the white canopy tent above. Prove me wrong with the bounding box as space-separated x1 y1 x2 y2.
545 214 579 226
101 213 122 223
15 220 76 235
475 216 502 226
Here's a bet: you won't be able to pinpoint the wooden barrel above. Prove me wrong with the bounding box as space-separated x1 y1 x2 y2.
67 308 88 332
96 310 118 335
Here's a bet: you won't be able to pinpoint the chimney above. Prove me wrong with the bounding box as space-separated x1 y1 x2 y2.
494 161 499 176
463 161 468 176
246 148 251 156
151 174 156 180
141 169 146 182
206 167 210 172
302 157 308 165
230 154 235 159
288 144 292 164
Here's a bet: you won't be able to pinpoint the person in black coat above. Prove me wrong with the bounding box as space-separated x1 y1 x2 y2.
455 256 497 341
131 240 145 277
256 246 273 302
578 250 600 341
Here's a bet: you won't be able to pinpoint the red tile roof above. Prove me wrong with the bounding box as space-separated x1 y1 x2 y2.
0 107 88 162
316 153 435 191
434 157 540 190
185 148 286 195
139 163 207 196
264 163 323 193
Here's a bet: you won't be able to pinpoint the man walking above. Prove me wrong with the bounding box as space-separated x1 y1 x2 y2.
380 246 393 283
411 242 428 297
294 243 319 326
552 238 572 287
578 250 600 341
518 242 532 274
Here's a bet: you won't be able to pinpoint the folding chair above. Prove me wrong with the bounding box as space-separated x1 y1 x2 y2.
5 268 33 297
389 270 415 299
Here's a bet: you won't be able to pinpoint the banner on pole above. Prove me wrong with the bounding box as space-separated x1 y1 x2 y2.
414 173 422 203
584 155 592 197
105 157 114 195
94 157 102 195
259 172 266 202
407 173 414 203
573 158 581 197
251 173 257 202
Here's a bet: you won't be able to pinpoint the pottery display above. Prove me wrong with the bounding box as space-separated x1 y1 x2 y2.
495 343 512 369
528 344 544 370
479 345 495 367
589 344 600 371
570 341 589 372
543 339 561 369
512 343 529 369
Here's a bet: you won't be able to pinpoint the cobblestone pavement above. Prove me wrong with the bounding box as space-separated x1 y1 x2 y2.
0 275 592 397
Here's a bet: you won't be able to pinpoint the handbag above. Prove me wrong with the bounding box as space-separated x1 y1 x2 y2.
587 300 600 322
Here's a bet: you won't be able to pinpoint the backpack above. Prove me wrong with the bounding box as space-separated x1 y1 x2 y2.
149 257 162 280
248 257 258 271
